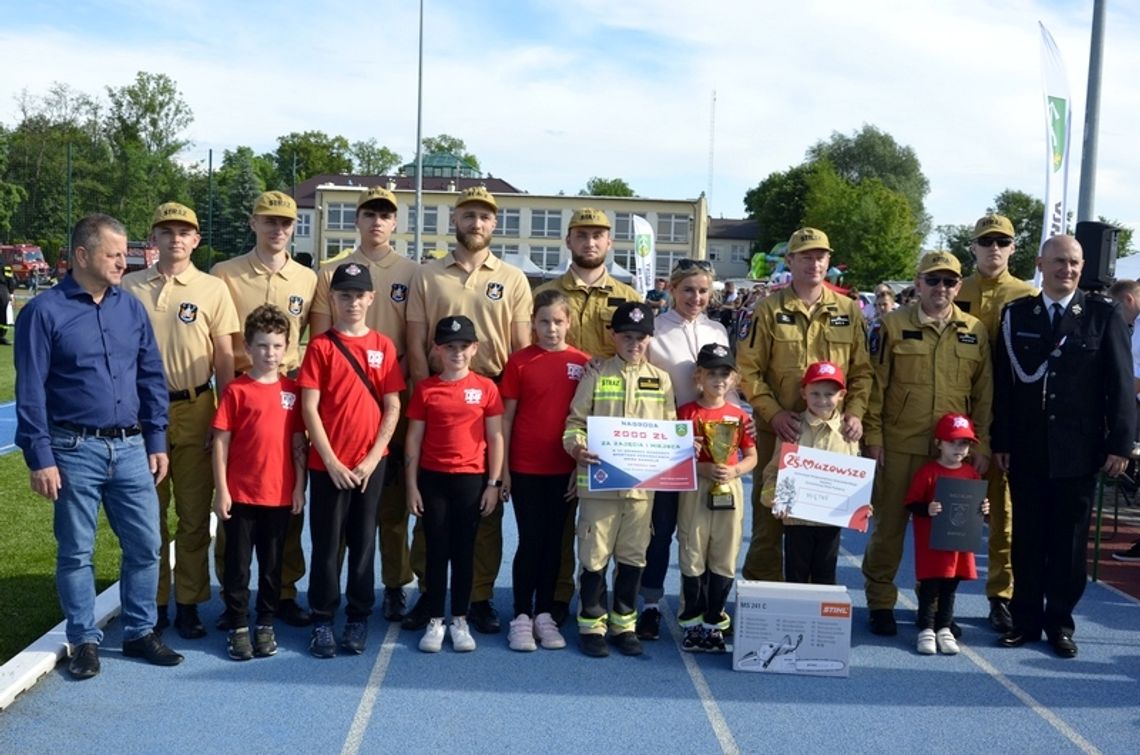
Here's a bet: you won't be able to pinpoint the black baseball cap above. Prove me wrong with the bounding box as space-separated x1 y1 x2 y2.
330 262 373 292
434 315 477 345
696 343 736 371
611 302 655 336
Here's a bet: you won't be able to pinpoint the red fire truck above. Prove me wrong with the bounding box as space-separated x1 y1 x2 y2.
55 241 160 278
0 244 52 287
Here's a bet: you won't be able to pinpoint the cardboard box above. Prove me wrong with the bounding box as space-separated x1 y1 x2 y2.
732 580 852 677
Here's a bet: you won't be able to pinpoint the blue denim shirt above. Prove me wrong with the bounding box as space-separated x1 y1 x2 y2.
15 274 169 470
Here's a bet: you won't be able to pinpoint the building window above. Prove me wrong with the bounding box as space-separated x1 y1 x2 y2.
730 243 750 263
656 250 689 277
708 246 722 262
529 245 561 271
657 214 690 244
614 213 634 241
611 248 633 270
295 213 312 238
325 203 356 231
408 205 439 235
490 243 520 259
531 210 563 239
324 237 356 260
496 209 521 237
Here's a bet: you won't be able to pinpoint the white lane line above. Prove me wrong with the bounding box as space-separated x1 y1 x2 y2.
341 620 402 755
660 597 741 755
840 547 1103 755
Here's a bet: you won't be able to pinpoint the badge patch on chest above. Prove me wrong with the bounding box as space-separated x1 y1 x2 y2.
485 282 504 301
367 350 384 368
902 330 923 340
288 295 304 316
957 333 978 345
177 302 198 324
957 301 972 313
390 283 408 303
828 315 851 327
775 312 795 325
464 388 483 404
567 363 584 381
637 377 660 390
281 391 297 410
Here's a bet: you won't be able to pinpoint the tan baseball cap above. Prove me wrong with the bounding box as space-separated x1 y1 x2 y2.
972 214 1015 240
916 251 962 276
151 202 199 230
787 227 833 255
251 191 298 219
357 186 398 210
568 207 611 230
454 186 498 211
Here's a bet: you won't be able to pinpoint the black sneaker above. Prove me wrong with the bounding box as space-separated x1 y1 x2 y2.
122 632 184 666
635 607 660 641
681 626 705 653
341 621 368 654
579 633 609 658
702 628 727 654
309 623 336 659
401 594 431 631
227 628 254 661
468 600 501 634
382 588 406 622
1112 540 1140 562
68 642 100 680
869 609 897 636
278 599 312 627
254 625 277 657
988 598 1013 633
549 601 570 628
610 631 643 656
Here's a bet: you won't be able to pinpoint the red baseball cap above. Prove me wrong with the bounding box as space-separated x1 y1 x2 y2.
935 413 978 443
801 361 846 389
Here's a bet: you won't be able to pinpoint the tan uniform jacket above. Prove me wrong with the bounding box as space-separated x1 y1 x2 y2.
759 411 861 527
563 356 675 502
863 302 993 457
737 286 873 428
534 269 641 358
955 269 1037 342
311 247 417 357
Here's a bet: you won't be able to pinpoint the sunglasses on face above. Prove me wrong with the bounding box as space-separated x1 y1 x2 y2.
674 258 713 273
976 236 1013 248
923 275 961 288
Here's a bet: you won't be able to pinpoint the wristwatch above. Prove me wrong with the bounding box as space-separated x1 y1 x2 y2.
486 479 503 488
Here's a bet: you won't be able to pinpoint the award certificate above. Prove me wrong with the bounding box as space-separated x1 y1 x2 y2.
586 417 697 492
771 443 876 531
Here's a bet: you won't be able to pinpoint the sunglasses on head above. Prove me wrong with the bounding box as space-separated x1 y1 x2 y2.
923 275 961 288
674 258 713 273
976 236 1013 248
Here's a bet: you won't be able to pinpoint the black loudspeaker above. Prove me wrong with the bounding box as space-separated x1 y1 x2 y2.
1075 220 1118 290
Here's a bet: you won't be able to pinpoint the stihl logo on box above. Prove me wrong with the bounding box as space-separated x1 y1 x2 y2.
820 602 851 618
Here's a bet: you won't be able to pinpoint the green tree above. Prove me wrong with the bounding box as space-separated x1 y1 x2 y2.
217 147 266 256
935 223 976 275
742 163 816 251
421 133 480 172
351 138 401 175
987 190 1045 280
274 131 352 185
802 162 921 289
579 177 635 197
806 125 931 236
0 129 29 237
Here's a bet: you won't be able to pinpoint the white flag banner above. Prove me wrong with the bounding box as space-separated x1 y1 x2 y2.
631 215 656 297
1037 22 1072 285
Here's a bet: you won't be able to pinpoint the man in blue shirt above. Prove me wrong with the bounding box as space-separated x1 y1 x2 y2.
16 214 184 680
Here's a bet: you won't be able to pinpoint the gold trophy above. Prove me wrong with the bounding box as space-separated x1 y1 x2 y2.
700 420 741 510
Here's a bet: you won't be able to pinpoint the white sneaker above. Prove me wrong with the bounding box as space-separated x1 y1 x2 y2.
508 614 537 652
419 618 445 653
450 617 477 652
936 627 960 655
917 628 936 655
533 612 567 650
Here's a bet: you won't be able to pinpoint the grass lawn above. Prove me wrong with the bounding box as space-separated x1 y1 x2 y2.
0 451 123 664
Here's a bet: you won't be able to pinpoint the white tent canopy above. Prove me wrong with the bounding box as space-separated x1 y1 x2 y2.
1113 253 1140 281
545 258 634 282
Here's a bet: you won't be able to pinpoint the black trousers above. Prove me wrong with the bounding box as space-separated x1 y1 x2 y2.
308 463 386 624
1008 470 1094 638
916 578 960 630
221 503 291 626
783 525 841 585
510 471 574 617
420 469 484 618
679 572 734 625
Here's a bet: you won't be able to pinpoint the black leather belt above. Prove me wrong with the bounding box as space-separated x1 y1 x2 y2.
56 421 142 439
169 382 212 403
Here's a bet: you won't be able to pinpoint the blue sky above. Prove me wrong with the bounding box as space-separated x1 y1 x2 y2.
2 0 1138 240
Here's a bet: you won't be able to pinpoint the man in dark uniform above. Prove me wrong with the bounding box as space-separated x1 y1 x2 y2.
993 234 1133 658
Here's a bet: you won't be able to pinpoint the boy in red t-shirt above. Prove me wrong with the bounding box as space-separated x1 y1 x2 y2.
501 289 589 652
298 263 404 659
905 413 990 656
676 344 757 653
406 315 504 654
212 304 306 661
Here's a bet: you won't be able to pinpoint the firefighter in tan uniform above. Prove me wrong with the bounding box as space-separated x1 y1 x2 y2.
123 202 240 638
862 251 993 636
562 301 674 658
310 186 418 623
954 213 1036 634
736 228 873 581
403 186 533 634
534 207 641 625
211 190 317 628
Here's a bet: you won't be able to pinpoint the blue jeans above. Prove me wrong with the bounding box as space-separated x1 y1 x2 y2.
51 427 161 645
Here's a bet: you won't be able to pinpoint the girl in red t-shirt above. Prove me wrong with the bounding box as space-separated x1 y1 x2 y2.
406 315 504 654
905 413 990 656
500 289 589 652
